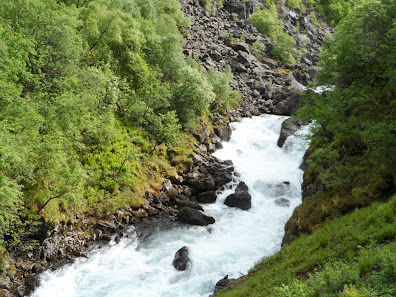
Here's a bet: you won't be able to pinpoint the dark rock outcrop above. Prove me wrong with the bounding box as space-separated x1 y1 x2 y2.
197 190 217 203
172 246 190 271
213 275 236 294
224 181 252 210
214 126 232 142
271 91 301 116
177 207 215 226
277 118 305 148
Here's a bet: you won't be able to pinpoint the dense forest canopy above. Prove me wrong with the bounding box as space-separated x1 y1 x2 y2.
0 0 238 246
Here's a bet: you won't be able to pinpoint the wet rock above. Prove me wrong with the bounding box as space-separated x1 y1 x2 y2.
207 143 216 153
272 91 301 116
277 118 305 148
184 175 216 193
101 234 112 242
214 174 233 188
274 198 291 207
299 150 311 171
173 198 204 211
235 181 249 192
172 246 190 271
214 126 232 142
177 207 215 226
213 275 235 294
224 182 252 210
24 274 38 296
94 220 117 232
197 190 217 203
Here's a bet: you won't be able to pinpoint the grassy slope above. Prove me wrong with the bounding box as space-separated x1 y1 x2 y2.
217 195 396 296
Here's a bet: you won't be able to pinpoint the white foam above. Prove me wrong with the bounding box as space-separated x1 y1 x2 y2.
32 114 310 297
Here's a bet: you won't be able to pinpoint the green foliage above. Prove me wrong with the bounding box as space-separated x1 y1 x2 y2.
172 66 215 128
249 4 282 39
249 4 300 66
310 0 354 25
206 66 240 109
286 0 303 8
297 0 396 193
272 32 302 66
0 0 235 243
251 40 267 62
217 195 396 297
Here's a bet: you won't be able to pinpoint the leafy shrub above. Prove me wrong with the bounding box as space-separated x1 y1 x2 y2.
206 66 240 109
171 66 215 128
272 32 301 66
249 4 282 39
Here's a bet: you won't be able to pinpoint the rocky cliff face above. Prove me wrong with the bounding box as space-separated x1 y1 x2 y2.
181 0 332 119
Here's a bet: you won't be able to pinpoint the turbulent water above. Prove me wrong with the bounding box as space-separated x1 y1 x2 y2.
32 114 310 297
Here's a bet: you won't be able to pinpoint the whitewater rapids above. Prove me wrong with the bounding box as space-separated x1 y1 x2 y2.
32 114 310 297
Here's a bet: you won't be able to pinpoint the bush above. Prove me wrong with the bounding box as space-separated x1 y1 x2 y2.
171 66 215 128
206 66 240 109
272 32 301 66
249 4 282 39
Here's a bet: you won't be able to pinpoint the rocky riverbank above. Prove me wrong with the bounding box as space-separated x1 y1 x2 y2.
0 1 331 296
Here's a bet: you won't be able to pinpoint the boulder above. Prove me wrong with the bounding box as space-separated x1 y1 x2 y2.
230 60 246 72
224 182 252 210
237 51 256 65
177 207 215 226
184 175 216 192
172 198 204 211
197 190 217 203
235 181 249 192
214 125 232 142
172 246 190 271
277 118 305 148
230 42 250 53
272 91 301 116
213 275 235 294
224 192 252 210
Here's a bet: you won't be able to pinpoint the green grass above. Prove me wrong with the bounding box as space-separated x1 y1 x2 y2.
217 195 396 296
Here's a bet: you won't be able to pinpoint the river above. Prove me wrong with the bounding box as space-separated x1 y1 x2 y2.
32 114 310 297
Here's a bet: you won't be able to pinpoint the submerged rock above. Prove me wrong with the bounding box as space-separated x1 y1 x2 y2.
274 198 291 207
172 246 190 271
177 207 215 226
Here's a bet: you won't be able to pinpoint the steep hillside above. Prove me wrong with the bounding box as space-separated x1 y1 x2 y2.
215 0 396 295
1 0 388 296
